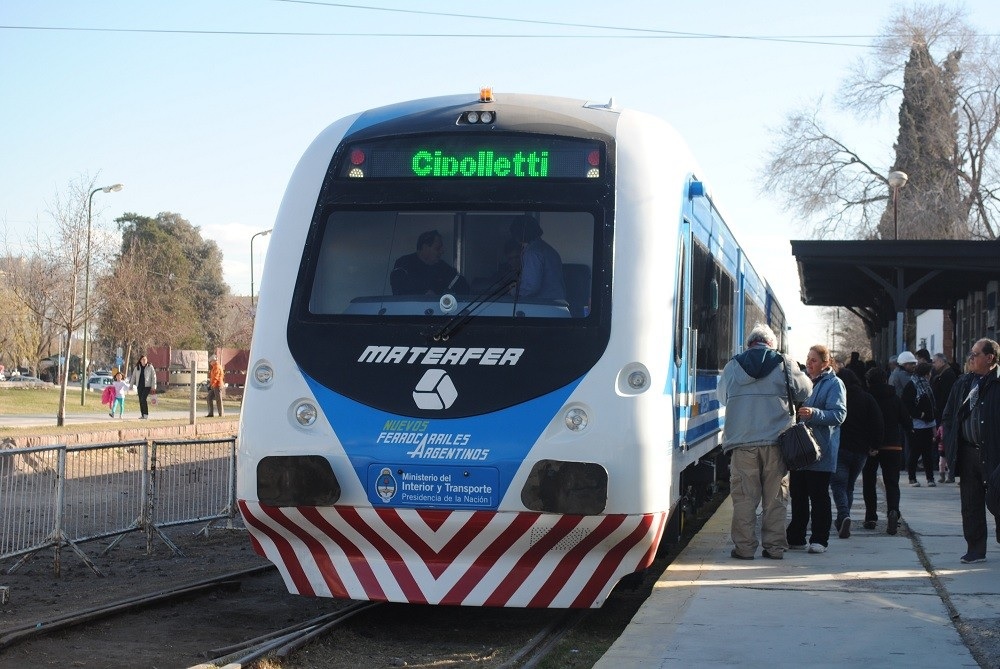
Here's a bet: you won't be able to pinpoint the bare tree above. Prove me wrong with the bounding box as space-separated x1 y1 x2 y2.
762 3 1000 240
95 238 164 371
216 295 254 350
824 307 874 363
4 177 116 425
0 255 51 374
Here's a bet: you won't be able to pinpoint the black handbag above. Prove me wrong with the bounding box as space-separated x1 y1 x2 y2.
778 358 822 470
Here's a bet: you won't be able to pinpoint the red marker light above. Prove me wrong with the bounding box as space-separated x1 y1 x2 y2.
350 149 366 165
587 150 600 166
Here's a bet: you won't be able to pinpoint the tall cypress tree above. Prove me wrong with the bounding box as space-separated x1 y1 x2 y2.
882 42 965 239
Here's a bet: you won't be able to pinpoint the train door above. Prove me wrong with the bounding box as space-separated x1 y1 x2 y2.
674 217 695 452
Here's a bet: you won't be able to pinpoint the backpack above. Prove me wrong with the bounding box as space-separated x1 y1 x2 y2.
915 386 935 422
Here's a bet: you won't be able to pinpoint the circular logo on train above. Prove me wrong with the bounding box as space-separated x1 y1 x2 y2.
412 369 458 410
375 467 397 502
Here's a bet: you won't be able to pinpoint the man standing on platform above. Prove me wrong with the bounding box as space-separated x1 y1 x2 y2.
942 338 1000 564
718 323 812 560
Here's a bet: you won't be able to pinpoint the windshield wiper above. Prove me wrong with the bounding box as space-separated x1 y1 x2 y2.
432 269 519 341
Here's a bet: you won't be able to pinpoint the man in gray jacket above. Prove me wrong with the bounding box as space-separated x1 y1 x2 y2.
718 324 812 560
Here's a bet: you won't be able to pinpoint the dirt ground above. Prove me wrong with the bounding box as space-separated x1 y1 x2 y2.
0 524 285 666
0 524 625 669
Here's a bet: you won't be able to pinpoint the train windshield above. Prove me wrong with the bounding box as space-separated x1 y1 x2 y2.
307 210 595 319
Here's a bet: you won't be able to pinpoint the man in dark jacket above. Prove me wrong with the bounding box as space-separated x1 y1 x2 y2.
941 338 1000 564
931 353 958 482
931 353 958 421
832 368 883 538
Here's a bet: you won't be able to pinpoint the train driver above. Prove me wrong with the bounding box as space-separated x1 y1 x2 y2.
390 229 469 296
509 215 566 300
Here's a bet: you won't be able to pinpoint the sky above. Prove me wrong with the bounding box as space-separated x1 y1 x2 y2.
2 1 997 361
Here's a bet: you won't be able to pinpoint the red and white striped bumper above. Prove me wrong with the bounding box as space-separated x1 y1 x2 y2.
239 501 665 608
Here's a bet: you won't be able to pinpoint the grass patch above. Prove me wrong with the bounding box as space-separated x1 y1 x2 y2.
0 385 241 435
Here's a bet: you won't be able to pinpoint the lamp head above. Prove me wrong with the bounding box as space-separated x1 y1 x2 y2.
103 183 124 193
887 171 908 189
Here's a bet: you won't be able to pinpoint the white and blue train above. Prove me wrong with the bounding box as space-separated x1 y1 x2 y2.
238 90 787 608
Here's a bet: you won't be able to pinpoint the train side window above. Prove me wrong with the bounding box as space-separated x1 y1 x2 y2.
691 240 735 371
743 295 767 351
714 268 735 368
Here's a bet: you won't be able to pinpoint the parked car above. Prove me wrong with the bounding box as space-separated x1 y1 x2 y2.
87 375 115 391
7 375 47 385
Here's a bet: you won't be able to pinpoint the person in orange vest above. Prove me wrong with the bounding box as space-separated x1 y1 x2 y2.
207 356 225 417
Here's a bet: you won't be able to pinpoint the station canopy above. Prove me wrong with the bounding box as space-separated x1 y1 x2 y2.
790 240 1000 328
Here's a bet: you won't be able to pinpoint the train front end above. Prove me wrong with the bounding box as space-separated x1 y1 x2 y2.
238 92 687 608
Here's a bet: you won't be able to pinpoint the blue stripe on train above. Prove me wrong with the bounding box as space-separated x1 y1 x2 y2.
303 372 583 509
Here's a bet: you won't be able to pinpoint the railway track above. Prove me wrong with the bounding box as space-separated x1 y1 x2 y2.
0 565 589 669
0 565 274 651
0 492 727 668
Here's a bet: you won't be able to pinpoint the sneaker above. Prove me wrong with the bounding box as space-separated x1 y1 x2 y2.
109 411 114 417
939 475 947 483
838 518 852 539
761 549 783 560
946 476 955 483
788 544 807 551
731 549 754 560
887 510 899 536
863 520 877 530
960 553 986 564
808 543 827 554
927 480 937 487
910 480 921 487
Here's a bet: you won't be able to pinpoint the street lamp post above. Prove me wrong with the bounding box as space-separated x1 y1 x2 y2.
250 228 273 308
887 170 908 240
80 183 124 406
887 170 908 354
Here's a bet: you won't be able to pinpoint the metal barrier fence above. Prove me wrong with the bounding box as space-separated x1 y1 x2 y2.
0 437 238 576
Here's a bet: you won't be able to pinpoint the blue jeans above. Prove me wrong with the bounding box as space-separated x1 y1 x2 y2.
831 450 868 524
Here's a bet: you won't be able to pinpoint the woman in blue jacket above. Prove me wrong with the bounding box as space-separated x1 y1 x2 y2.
786 344 847 553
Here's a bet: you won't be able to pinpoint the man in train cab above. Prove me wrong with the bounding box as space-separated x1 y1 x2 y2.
718 323 812 560
390 229 468 296
509 214 565 301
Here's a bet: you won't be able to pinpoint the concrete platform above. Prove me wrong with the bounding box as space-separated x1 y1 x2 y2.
596 477 999 668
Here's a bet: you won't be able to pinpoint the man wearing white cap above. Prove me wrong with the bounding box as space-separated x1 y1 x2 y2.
891 351 918 397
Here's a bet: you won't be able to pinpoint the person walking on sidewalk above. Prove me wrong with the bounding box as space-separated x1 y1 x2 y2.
942 338 1000 564
129 354 157 419
206 356 225 417
932 353 958 483
903 362 938 487
862 367 912 535
110 372 129 419
832 368 883 539
718 323 812 561
786 344 846 554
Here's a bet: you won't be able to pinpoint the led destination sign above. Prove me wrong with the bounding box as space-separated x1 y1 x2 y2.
339 135 603 180
412 149 549 178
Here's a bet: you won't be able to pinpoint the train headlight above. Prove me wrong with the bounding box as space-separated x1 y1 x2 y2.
293 401 319 427
252 361 274 387
617 363 651 396
628 370 647 390
564 407 589 432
